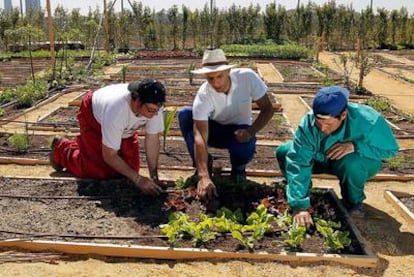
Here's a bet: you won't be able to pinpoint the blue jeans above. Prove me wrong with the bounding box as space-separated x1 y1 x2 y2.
178 106 256 172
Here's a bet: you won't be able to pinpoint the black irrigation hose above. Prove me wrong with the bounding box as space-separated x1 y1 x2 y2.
0 229 167 240
0 194 141 200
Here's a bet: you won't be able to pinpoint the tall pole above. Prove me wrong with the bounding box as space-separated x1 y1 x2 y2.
19 0 23 16
210 0 214 48
103 0 110 52
46 0 55 78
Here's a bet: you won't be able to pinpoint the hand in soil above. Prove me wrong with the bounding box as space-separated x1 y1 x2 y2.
293 210 314 229
197 176 218 201
134 176 163 195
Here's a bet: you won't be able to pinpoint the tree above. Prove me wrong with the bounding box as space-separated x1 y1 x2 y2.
5 25 44 84
167 5 179 50
263 2 286 42
181 5 190 49
376 8 389 48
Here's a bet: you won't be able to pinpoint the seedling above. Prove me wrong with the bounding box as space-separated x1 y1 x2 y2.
315 219 351 251
163 107 177 153
283 224 307 249
121 65 129 83
186 63 196 85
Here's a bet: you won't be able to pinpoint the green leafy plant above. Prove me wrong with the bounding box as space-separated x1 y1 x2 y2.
7 132 30 152
174 176 186 188
186 63 196 85
283 224 307 249
159 212 189 246
363 98 391 113
315 219 351 251
386 157 402 171
163 108 177 152
276 209 293 230
235 204 276 250
182 213 218 247
121 65 129 83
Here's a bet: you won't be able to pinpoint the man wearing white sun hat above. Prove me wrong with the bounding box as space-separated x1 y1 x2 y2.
178 48 275 201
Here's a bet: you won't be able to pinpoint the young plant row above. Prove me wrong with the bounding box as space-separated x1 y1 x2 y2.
160 204 351 252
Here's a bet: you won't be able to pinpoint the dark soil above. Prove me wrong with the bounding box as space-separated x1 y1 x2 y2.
34 105 292 140
0 133 280 171
0 177 365 255
399 195 414 214
273 62 342 83
382 149 414 175
1 133 413 175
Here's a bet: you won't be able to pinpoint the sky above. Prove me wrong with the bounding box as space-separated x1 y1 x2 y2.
2 0 414 15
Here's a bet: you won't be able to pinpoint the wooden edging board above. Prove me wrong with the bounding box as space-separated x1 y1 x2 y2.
0 157 414 182
0 178 377 268
0 239 376 268
384 190 414 225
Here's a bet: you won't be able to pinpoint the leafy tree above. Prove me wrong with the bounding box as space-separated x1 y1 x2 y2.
181 5 190 49
167 5 179 50
376 8 389 48
263 2 286 42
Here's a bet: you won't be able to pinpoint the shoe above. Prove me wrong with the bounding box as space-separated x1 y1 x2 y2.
49 136 63 172
348 203 365 218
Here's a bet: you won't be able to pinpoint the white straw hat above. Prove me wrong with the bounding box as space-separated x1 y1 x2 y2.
191 49 235 74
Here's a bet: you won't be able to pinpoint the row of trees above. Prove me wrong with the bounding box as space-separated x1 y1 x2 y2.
0 0 413 53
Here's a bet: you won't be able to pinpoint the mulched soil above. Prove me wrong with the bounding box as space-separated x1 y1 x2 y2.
0 177 365 255
35 104 292 140
273 62 342 83
399 195 414 214
1 133 413 175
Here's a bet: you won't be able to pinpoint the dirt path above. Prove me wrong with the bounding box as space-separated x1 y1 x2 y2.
2 90 85 135
257 63 283 83
375 52 414 66
319 51 414 114
277 94 309 128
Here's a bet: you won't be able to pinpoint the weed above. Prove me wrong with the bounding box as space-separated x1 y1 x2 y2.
7 132 30 152
363 98 391 112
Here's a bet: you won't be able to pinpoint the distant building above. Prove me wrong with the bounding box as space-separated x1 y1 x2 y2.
4 0 12 11
25 0 41 13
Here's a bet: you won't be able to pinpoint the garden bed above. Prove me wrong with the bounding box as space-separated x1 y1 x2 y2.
0 177 376 267
29 106 291 139
384 190 414 225
272 62 341 83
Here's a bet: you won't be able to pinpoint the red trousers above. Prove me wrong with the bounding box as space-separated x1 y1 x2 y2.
53 91 140 179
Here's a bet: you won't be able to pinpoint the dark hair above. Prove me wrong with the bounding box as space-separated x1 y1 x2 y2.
128 79 166 105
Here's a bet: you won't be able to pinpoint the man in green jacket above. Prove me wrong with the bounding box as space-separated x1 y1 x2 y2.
275 86 399 227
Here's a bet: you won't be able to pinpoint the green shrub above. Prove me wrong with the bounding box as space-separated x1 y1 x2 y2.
221 43 310 59
7 133 30 152
363 98 391 112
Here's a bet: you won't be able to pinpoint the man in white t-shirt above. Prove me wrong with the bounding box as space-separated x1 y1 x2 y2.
178 49 275 201
50 79 165 195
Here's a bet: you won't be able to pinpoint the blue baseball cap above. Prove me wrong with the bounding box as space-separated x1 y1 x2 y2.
312 86 350 119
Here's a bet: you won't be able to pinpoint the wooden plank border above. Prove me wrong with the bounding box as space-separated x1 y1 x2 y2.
384 190 414 225
0 158 414 182
0 239 377 268
0 182 376 268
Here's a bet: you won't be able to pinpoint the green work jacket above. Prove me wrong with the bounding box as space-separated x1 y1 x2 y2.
286 103 399 210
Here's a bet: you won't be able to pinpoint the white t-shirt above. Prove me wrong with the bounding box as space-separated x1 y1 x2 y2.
192 68 267 125
92 83 164 150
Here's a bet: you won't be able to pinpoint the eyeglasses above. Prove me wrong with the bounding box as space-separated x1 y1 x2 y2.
144 103 163 113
